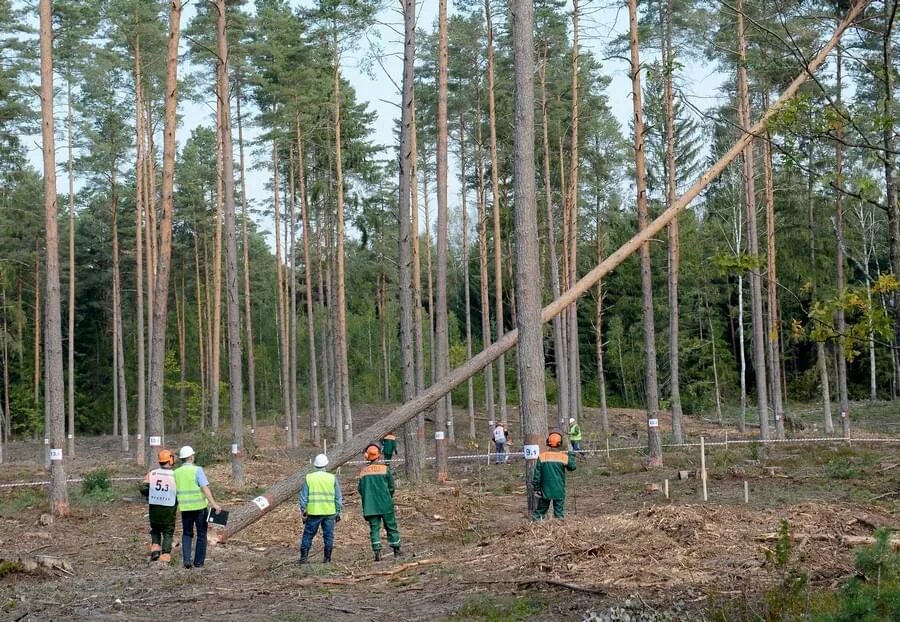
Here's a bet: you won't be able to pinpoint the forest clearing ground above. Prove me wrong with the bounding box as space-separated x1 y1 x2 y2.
0 403 898 621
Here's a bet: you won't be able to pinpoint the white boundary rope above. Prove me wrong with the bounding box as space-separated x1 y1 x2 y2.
2 436 897 488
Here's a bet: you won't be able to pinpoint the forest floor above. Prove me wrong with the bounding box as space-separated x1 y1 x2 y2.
0 402 898 621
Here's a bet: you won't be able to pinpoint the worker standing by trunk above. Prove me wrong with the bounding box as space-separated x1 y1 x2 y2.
139 449 178 563
174 445 221 569
531 432 576 520
299 453 343 564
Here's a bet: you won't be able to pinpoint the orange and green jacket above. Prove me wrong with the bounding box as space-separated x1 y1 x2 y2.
357 462 395 517
532 450 576 500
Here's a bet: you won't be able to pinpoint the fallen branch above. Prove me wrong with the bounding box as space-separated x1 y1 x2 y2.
462 578 607 596
0 555 73 576
755 533 900 550
293 559 439 586
214 0 870 543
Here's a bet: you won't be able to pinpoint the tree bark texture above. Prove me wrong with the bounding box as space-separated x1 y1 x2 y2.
834 45 851 439
762 127 785 439
133 38 146 465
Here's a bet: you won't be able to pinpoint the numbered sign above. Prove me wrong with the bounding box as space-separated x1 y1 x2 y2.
148 469 176 507
149 436 162 447
252 496 270 511
50 448 63 461
648 418 659 428
231 444 239 455
523 444 540 460
434 431 445 440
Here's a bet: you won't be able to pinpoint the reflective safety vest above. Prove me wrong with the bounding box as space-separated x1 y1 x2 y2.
147 468 177 507
174 464 207 511
569 423 582 441
493 427 507 443
305 470 337 516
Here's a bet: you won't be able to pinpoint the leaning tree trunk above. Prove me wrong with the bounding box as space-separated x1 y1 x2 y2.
629 0 662 466
736 0 770 440
39 0 68 516
213 4 866 539
215 0 244 485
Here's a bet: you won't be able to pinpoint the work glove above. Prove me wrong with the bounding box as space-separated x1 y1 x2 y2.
335 514 341 523
301 511 308 524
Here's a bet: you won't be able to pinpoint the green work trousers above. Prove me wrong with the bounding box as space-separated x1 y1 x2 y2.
366 512 400 551
149 504 177 554
532 497 565 520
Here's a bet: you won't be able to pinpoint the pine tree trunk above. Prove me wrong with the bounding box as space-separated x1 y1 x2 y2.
215 0 244 484
210 95 224 433
34 256 42 447
144 125 156 420
236 76 257 435
629 0 662 466
288 149 299 447
216 9 863 538
539 53 569 430
39 0 68 515
433 0 450 480
398 0 421 480
736 0 770 440
883 0 900 389
567 0 582 427
475 114 496 426
763 125 785 439
112 187 129 453
707 298 723 425
194 237 207 432
147 0 181 458
331 31 353 441
595 210 609 436
272 144 291 446
296 121 320 447
459 114 476 439
834 46 851 439
65 80 76 459
133 38 146 465
485 0 508 424
662 0 683 444
177 276 187 432
511 0 546 516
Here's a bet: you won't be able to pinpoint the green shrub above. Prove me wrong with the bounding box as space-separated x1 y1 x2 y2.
81 469 111 495
825 457 862 480
763 519 809 620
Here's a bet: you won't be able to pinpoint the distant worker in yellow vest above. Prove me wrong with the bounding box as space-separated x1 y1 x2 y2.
381 432 397 462
531 432 576 520
568 417 585 457
139 449 178 563
299 453 343 564
358 444 401 561
174 446 221 569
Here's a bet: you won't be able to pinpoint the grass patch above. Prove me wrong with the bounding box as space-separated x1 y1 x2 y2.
448 593 549 621
0 489 44 517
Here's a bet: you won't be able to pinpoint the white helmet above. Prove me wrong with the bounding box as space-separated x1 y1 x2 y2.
569 418 576 424
178 445 195 459
313 454 329 468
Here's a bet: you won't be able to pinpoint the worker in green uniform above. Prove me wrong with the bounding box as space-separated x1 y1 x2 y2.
531 431 576 520
299 453 343 564
357 444 401 561
568 417 585 456
381 432 397 462
174 445 221 569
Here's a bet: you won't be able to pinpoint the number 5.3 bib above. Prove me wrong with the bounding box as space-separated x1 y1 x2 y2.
148 468 177 507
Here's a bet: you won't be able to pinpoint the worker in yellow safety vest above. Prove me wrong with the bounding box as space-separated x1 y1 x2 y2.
299 453 343 564
174 446 221 569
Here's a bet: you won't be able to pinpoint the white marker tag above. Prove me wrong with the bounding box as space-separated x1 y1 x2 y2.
250 428 255 434
67 434 73 440
488 420 495 427
344 424 350 430
231 444 239 455
136 434 143 441
841 411 848 418
435 431 445 440
523 444 540 459
252 496 270 511
648 418 659 428
149 436 162 446
312 421 318 427
775 415 781 421
43 438 49 445
284 426 289 431
446 420 453 427
50 448 63 461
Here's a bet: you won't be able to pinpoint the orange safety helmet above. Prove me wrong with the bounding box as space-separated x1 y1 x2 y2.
546 432 563 448
158 449 175 467
364 444 381 462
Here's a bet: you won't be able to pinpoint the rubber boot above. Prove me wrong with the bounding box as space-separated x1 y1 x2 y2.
374 549 382 562
323 547 332 563
392 546 402 559
299 548 310 564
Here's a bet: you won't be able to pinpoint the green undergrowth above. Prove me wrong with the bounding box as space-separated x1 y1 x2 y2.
0 488 43 517
447 593 550 621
